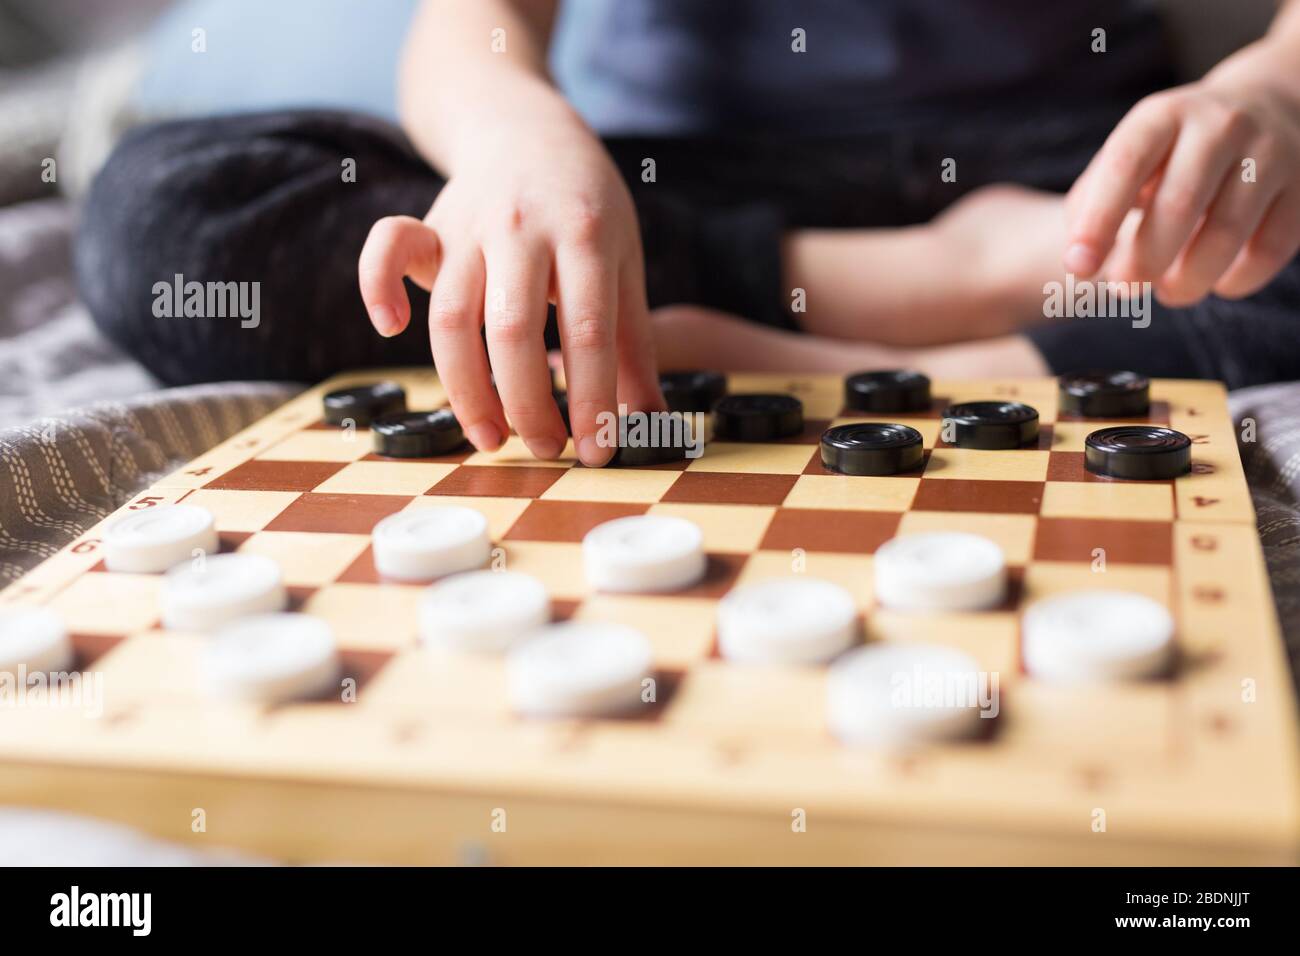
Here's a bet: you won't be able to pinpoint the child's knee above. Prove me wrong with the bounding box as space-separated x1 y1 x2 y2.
76 121 216 333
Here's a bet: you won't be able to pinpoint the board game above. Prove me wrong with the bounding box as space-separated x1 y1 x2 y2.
0 369 1296 865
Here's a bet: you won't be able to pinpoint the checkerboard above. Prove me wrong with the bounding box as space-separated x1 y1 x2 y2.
1 369 1296 864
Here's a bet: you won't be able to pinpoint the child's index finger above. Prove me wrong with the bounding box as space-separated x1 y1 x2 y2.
1064 103 1181 277
358 215 441 336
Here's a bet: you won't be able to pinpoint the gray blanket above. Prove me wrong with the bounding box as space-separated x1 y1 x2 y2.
0 196 298 583
1230 382 1300 685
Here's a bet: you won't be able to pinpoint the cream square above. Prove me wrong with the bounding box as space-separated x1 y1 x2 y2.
573 595 716 669
1041 481 1174 521
646 503 776 552
300 583 422 651
868 611 1020 678
179 489 300 532
463 435 575 468
91 631 209 703
1021 560 1172 606
401 494 530 541
662 660 827 738
255 429 370 463
47 572 162 636
497 541 588 598
735 550 873 608
236 531 369 586
1003 681 1175 763
541 466 681 504
923 448 1050 482
359 647 511 719
687 442 816 475
1049 420 1129 453
896 511 1037 564
783 474 919 512
312 460 458 496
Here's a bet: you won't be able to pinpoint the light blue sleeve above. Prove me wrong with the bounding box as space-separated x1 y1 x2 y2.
130 0 419 121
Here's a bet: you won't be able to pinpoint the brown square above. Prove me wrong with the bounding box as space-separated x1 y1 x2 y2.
912 479 1045 514
660 471 797 506
1033 517 1173 565
339 648 395 691
1046 451 1173 486
428 465 564 498
264 493 413 535
286 585 319 612
675 553 749 599
70 633 127 669
337 545 380 584
759 508 901 554
551 598 583 622
504 500 649 542
218 531 253 552
205 459 345 493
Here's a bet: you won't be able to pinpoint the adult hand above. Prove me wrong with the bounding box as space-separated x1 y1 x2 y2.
1064 79 1300 305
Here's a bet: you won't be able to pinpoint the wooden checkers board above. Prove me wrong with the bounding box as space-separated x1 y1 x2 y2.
1 370 1296 864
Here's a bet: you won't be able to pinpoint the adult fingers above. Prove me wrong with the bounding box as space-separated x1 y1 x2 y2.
358 215 441 337
426 250 506 452
1064 96 1180 276
482 240 567 459
1119 115 1242 282
1157 172 1281 305
1214 188 1300 298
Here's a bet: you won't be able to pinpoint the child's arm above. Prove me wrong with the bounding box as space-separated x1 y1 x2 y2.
358 0 663 467
1064 0 1300 306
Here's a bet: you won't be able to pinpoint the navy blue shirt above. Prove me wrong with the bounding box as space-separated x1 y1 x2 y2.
550 0 1172 135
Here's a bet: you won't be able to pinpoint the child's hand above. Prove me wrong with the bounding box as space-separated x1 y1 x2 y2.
358 125 662 467
1064 81 1300 306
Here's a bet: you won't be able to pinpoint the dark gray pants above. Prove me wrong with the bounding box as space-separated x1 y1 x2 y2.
76 107 1300 388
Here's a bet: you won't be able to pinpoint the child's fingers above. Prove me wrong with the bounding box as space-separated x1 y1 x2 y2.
1064 97 1180 276
426 250 507 453
1156 175 1281 305
613 255 667 414
1213 188 1300 298
1122 120 1239 283
482 240 567 459
358 216 441 337
555 247 619 468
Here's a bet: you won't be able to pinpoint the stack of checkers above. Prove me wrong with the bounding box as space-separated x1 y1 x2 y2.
0 368 1184 744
